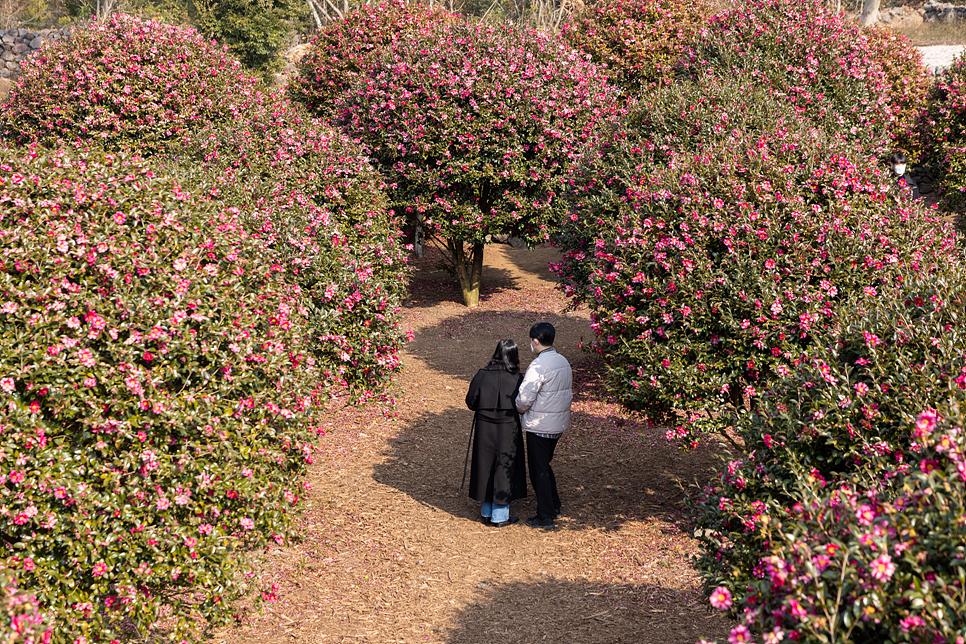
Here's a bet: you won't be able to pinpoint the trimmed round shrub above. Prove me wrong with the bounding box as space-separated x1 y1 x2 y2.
334 19 617 306
166 91 411 402
0 147 320 643
0 14 257 151
552 74 957 443
289 0 459 114
689 268 966 642
924 52 966 211
560 0 714 91
688 0 928 153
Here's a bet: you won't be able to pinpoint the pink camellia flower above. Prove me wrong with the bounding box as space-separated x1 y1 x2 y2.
709 586 733 610
763 628 785 644
728 625 752 644
900 615 925 632
869 553 896 582
92 562 108 577
914 409 938 437
854 382 869 396
23 558 34 571
76 348 96 368
83 377 96 388
0 377 14 393
240 517 255 530
786 598 807 618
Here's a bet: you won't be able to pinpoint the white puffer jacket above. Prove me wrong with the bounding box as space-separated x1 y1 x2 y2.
515 347 573 435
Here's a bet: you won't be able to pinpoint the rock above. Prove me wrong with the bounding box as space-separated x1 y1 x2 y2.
896 12 924 27
1 35 14 45
0 69 9 79
12 43 27 55
1 51 14 62
507 236 527 249
29 36 43 49
5 61 19 72
0 77 10 101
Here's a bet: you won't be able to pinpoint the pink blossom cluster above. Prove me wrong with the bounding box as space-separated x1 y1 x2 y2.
560 0 716 90
290 0 458 114
553 70 956 445
686 0 929 154
0 148 327 642
1 14 258 151
333 17 619 249
0 571 49 644
697 407 966 643
690 269 966 642
923 52 966 209
167 88 412 404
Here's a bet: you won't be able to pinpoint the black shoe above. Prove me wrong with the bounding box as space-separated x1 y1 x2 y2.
526 516 555 529
489 516 519 528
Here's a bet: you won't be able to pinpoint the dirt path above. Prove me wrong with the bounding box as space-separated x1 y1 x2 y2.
219 244 732 644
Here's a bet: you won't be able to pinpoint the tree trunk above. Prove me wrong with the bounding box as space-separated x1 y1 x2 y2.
860 0 880 26
413 212 424 259
447 238 485 308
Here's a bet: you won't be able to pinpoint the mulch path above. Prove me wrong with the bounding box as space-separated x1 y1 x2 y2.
216 243 733 644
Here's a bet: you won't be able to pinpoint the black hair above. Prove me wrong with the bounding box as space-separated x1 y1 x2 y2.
529 322 556 347
890 152 907 166
489 339 520 372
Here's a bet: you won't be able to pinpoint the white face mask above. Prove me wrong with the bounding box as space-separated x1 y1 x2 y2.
894 164 906 176
530 342 536 354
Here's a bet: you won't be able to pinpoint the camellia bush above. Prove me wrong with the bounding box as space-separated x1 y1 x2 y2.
289 0 459 115
0 14 258 152
560 0 714 92
334 19 618 307
686 0 929 155
167 91 411 402
0 148 322 643
923 52 966 211
552 74 957 444
689 268 966 642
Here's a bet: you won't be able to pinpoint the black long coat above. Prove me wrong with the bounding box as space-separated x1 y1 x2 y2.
465 365 527 505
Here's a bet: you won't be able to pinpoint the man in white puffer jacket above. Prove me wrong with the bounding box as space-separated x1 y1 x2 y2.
516 322 573 530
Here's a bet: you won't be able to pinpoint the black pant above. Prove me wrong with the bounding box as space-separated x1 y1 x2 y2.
526 432 561 521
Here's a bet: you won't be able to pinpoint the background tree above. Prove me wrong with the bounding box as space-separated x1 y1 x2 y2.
331 18 617 307
192 0 304 75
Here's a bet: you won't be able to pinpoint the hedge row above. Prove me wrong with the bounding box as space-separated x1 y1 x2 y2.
0 14 409 643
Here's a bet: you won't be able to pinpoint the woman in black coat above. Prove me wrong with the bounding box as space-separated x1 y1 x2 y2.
465 339 527 527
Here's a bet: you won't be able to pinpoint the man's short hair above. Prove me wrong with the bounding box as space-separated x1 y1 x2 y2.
529 322 556 347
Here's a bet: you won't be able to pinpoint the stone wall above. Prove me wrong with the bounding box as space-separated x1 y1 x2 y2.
0 27 71 99
922 0 966 22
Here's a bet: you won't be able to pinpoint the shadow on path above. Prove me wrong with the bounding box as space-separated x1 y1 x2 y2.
373 354 721 534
